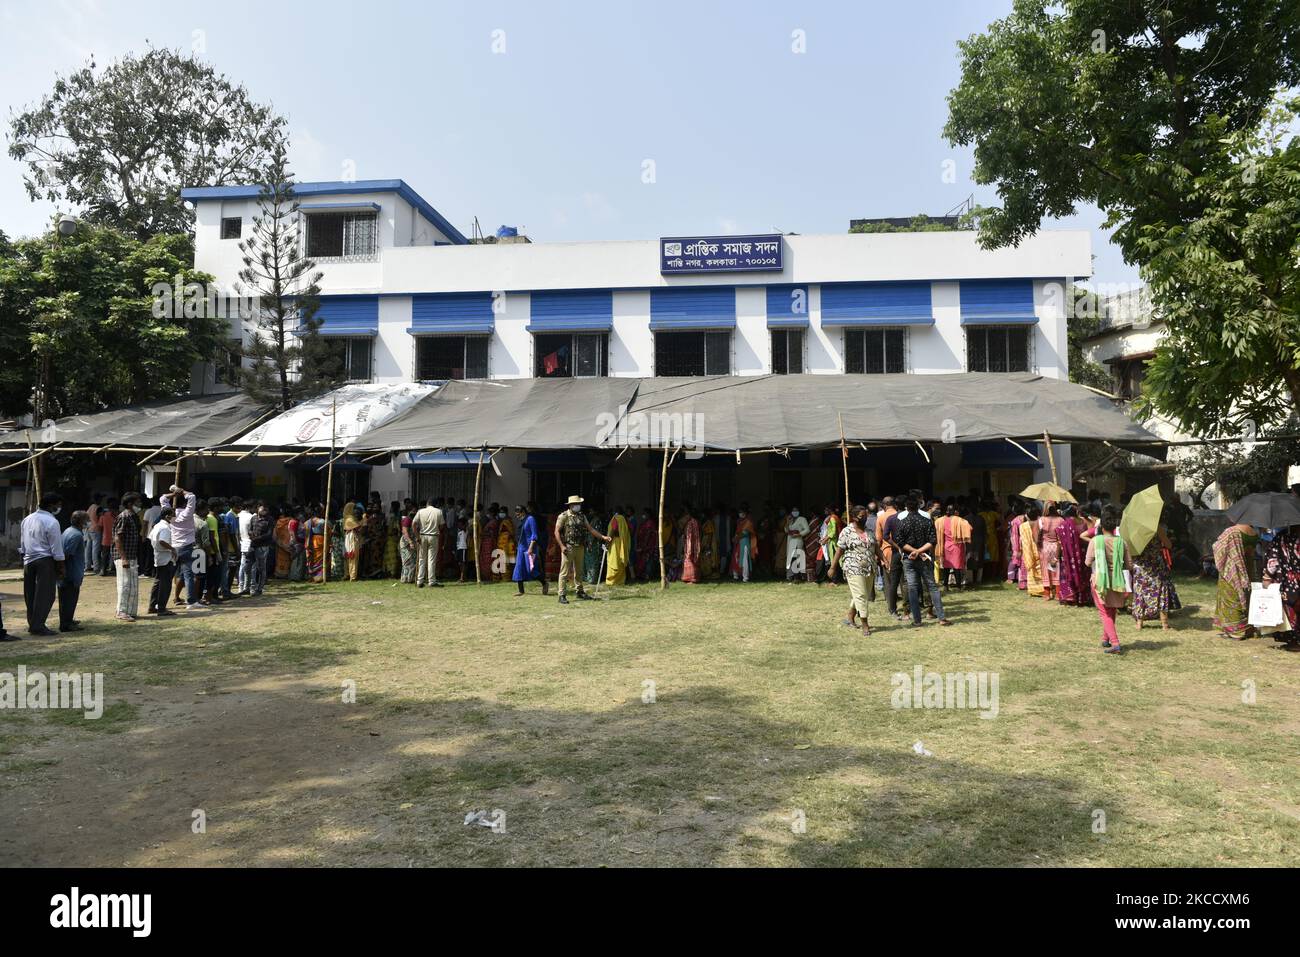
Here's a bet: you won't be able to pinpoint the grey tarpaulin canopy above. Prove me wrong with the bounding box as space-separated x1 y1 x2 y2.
349 373 1164 455
0 392 274 452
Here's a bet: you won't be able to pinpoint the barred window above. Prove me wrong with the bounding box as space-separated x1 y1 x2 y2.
534 333 608 377
844 328 906 374
323 336 374 382
415 335 489 381
967 326 1031 373
770 329 804 374
654 330 730 376
220 217 242 240
306 212 378 259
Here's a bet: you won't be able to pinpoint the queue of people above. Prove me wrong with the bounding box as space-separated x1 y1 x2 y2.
8 481 1299 656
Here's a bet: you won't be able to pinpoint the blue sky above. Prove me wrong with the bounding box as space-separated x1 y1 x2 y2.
0 0 1137 284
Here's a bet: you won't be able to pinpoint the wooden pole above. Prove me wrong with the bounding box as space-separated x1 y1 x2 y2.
173 446 183 489
1043 430 1058 486
27 431 39 512
472 446 485 585
658 444 670 591
322 398 337 584
838 412 850 519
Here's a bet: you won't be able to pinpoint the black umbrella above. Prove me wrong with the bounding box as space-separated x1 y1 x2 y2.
1226 492 1300 529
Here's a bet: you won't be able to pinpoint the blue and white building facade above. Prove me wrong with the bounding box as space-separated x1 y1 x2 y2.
182 180 1091 508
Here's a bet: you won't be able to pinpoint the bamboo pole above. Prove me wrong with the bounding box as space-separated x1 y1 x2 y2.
472 445 485 585
173 446 183 489
658 444 670 591
28 432 40 512
322 397 337 584
1043 430 1058 485
838 412 850 519
0 442 60 472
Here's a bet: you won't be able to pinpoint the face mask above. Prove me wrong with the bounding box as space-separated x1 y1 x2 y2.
571 504 581 513
498 512 507 519
51 506 61 516
738 512 747 519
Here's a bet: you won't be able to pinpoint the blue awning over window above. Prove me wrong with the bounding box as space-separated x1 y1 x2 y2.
766 285 810 329
821 282 934 326
959 279 1037 325
297 295 378 336
402 451 483 469
960 440 1041 468
527 289 613 333
649 287 736 330
408 292 495 334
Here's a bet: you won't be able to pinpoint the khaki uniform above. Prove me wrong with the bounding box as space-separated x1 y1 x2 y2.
413 505 444 585
555 510 589 598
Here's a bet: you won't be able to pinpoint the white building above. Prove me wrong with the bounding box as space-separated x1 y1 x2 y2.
180 179 1092 509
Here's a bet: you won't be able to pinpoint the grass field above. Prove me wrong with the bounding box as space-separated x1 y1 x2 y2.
1 571 1297 867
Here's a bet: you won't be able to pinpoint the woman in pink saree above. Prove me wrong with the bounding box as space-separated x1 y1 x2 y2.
1007 503 1025 586
1056 504 1089 606
680 507 702 583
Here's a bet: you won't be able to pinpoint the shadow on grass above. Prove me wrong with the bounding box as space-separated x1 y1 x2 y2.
1 676 1105 867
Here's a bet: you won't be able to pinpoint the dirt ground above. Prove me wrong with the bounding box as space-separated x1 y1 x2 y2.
1 570 1297 867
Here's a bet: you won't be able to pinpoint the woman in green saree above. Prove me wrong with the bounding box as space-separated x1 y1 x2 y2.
1212 523 1259 639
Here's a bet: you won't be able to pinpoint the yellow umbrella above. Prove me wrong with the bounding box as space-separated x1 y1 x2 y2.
1019 482 1077 504
1119 484 1164 555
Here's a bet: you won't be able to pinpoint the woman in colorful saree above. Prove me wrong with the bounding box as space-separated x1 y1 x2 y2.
1007 502 1025 586
1019 504 1044 597
680 507 702 583
343 503 362 582
383 502 401 578
1085 506 1131 654
305 507 327 583
1055 504 1089 606
274 509 294 578
479 507 499 581
328 514 345 581
1035 503 1064 602
398 505 417 584
511 504 548 596
634 508 657 581
1129 523 1181 629
1262 526 1300 648
605 507 632 586
935 504 971 590
698 512 718 579
496 507 516 583
288 509 307 582
1213 523 1259 639
730 505 757 582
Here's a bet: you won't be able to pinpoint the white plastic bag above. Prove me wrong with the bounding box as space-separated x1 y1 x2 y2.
1248 582 1285 631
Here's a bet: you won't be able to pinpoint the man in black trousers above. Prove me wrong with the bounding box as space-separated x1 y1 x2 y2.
19 492 66 637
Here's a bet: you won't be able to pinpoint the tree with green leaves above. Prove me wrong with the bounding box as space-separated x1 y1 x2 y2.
1135 99 1300 436
237 145 338 412
8 47 287 239
945 0 1300 436
0 223 225 420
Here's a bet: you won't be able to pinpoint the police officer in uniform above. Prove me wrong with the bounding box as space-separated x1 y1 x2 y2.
553 495 611 604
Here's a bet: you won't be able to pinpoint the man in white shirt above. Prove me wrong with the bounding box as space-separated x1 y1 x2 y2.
412 498 445 588
147 506 178 615
141 498 163 578
19 492 66 637
237 502 255 594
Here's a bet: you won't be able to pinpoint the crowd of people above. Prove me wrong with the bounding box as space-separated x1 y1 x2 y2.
8 482 1300 655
